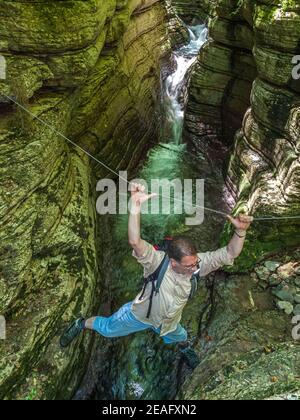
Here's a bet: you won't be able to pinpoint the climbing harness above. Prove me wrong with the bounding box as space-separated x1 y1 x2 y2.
2 94 300 222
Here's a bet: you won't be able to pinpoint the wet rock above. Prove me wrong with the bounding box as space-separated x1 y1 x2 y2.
294 295 300 304
293 305 300 316
277 301 294 315
272 289 295 304
294 277 300 288
254 266 270 282
264 261 281 273
269 275 282 287
277 264 296 281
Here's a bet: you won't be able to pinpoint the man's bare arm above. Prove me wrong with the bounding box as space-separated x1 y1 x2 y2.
128 183 157 257
226 214 253 258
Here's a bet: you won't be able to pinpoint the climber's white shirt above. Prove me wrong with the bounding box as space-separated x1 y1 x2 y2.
131 240 235 336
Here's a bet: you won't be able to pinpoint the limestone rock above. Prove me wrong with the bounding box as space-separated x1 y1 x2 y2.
184 0 300 271
269 274 282 287
293 305 300 316
0 0 171 400
277 301 294 315
264 261 281 272
171 0 214 21
272 288 295 304
255 266 270 282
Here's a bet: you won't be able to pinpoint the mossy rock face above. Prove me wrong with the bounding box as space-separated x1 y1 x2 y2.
185 344 300 400
222 78 300 272
171 0 215 22
184 0 257 145
0 0 171 400
254 1 300 54
0 1 116 53
184 0 300 271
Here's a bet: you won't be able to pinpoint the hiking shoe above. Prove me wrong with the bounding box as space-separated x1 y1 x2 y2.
60 317 85 348
180 347 200 369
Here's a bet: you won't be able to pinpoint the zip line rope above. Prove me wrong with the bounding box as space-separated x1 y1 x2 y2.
2 93 300 222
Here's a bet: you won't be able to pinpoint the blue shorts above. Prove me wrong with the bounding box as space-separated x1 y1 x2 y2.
92 301 187 344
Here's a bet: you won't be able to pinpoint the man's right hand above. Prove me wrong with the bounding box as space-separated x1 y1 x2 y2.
129 182 157 207
128 183 156 257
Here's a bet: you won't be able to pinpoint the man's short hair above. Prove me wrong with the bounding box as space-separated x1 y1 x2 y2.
167 236 197 262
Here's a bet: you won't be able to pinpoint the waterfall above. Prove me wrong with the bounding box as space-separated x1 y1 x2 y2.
163 24 208 145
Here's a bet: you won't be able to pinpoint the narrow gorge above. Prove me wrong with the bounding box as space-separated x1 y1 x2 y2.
0 0 299 401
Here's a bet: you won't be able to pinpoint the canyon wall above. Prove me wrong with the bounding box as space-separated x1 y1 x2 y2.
184 0 300 270
0 0 171 399
171 0 214 21
0 0 299 401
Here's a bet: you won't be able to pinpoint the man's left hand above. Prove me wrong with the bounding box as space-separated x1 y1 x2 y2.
227 213 253 231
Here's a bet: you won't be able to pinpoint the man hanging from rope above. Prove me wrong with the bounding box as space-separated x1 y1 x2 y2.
60 183 253 368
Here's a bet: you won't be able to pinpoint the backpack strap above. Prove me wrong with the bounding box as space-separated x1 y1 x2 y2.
139 253 170 319
154 254 170 295
138 255 166 301
189 271 200 299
